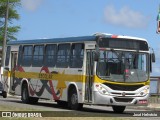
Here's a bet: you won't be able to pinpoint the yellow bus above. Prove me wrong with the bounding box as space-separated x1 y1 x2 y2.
1 33 155 113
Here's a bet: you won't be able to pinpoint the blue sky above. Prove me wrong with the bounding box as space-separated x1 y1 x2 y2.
14 0 160 76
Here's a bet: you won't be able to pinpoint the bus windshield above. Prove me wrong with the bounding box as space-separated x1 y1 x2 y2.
96 50 149 83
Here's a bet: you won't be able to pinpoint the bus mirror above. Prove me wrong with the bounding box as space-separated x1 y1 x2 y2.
151 53 155 63
94 52 99 61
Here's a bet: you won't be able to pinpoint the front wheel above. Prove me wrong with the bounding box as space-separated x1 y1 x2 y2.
68 88 83 110
112 105 126 113
56 100 68 108
21 84 39 104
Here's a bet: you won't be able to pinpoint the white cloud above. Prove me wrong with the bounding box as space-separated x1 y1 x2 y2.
22 0 44 11
104 5 149 28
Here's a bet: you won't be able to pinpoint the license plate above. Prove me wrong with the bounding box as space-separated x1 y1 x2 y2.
138 100 147 104
0 91 2 94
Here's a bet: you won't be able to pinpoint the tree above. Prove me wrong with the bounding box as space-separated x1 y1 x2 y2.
0 0 20 45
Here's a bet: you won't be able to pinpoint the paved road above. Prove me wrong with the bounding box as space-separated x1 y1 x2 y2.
0 96 159 118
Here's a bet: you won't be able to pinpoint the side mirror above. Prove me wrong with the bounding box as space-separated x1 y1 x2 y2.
150 53 155 72
94 52 99 61
151 53 155 63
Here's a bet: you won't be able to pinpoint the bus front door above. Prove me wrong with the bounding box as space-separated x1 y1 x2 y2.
10 52 18 94
85 50 94 103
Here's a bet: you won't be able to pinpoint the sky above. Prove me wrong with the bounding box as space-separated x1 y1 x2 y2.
13 0 160 76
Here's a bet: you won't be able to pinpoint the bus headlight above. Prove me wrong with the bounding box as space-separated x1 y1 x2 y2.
137 86 149 96
95 84 109 95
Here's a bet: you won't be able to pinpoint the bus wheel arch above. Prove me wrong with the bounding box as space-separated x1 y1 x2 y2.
67 83 83 110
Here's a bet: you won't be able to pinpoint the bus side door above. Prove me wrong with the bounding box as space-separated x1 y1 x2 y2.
10 51 18 94
85 50 94 102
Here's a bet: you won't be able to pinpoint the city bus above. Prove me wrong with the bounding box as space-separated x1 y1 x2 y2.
1 33 155 113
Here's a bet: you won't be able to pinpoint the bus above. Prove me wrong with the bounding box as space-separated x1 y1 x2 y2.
1 33 155 113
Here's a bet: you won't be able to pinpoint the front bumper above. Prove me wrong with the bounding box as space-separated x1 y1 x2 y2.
93 91 149 106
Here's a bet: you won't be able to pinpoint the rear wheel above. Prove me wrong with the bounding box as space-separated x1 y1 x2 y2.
112 105 126 113
29 97 39 104
56 100 68 108
68 88 83 110
21 84 30 103
21 83 39 104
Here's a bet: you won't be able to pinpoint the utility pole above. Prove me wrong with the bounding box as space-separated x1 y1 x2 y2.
1 0 9 69
156 4 160 33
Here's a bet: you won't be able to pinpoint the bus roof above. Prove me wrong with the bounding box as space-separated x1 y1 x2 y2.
7 33 147 45
7 36 96 45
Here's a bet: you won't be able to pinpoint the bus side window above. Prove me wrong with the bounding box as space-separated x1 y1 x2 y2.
44 44 57 67
56 44 70 68
22 45 33 67
32 45 44 67
5 46 11 66
70 43 84 68
17 45 23 66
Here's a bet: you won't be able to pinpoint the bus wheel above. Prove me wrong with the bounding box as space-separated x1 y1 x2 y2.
112 105 126 113
2 91 7 98
29 97 39 104
56 100 68 108
21 83 30 103
68 88 83 110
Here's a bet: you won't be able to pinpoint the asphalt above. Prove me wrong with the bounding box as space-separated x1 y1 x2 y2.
5 94 160 111
127 103 160 111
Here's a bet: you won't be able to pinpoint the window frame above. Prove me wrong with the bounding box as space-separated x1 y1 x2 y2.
69 43 84 68
44 44 57 67
32 45 44 67
56 44 70 68
22 45 33 67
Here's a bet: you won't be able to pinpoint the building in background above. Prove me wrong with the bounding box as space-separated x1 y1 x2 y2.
150 76 160 96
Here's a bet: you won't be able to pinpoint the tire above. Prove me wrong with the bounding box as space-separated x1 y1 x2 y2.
21 84 30 103
21 84 39 104
68 88 83 110
29 97 39 104
2 91 7 98
57 100 68 108
112 105 126 113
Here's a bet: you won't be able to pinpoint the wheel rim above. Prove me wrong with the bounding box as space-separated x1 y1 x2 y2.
71 94 77 105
